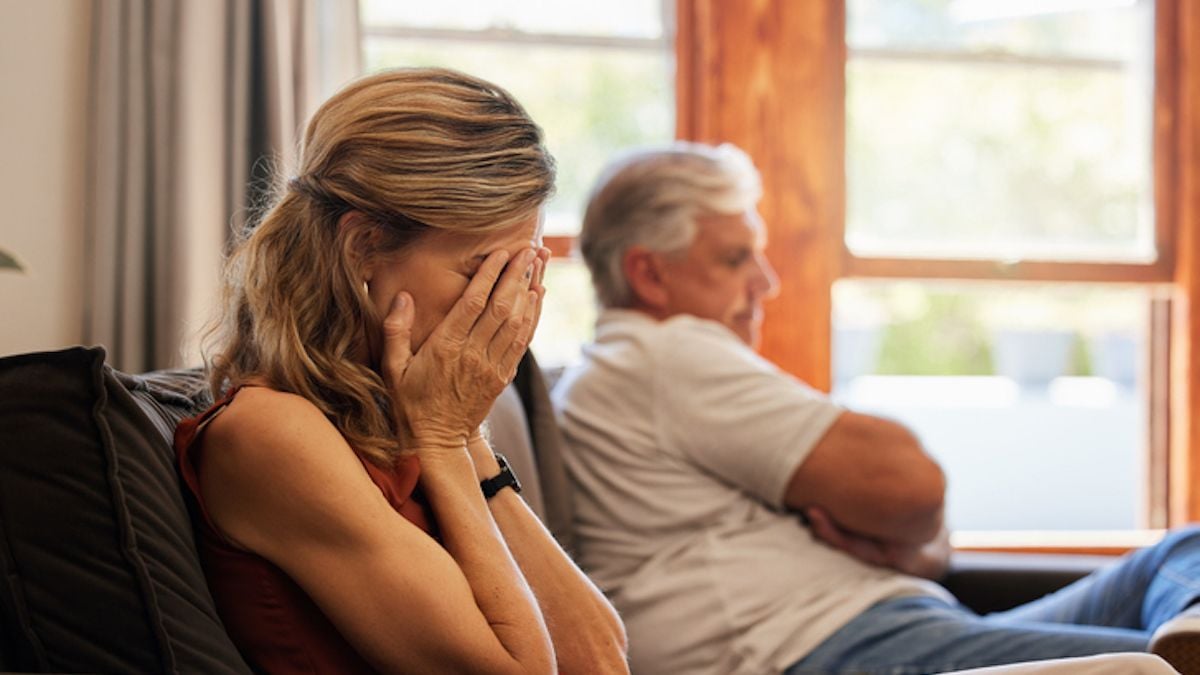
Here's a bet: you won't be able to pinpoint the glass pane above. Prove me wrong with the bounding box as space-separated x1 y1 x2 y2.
364 38 674 236
849 0 1148 61
832 280 1149 531
845 0 1155 262
361 0 665 39
531 258 597 368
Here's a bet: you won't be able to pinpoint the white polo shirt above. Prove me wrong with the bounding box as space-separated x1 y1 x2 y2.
552 309 949 675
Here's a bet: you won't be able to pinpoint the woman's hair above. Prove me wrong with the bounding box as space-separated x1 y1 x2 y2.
205 67 555 466
579 141 761 308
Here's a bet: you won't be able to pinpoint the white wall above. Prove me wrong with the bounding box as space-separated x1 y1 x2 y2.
0 0 91 357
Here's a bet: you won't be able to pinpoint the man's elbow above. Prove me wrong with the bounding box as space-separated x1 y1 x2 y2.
891 458 946 543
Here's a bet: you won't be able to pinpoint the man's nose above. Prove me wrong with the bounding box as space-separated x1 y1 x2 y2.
752 254 781 300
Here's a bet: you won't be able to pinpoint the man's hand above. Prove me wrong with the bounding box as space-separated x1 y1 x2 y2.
804 505 951 581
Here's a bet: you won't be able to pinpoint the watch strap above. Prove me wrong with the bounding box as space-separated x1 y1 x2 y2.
480 452 521 499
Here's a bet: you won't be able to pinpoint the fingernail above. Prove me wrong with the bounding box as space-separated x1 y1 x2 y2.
393 293 407 309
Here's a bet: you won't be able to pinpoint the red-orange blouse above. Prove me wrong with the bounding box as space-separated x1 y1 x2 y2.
175 387 433 674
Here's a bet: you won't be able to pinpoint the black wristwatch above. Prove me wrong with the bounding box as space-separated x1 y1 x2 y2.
480 452 522 500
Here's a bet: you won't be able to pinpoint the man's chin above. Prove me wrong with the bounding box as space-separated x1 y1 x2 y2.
729 318 759 348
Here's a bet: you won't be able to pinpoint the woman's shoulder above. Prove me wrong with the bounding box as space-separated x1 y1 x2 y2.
201 385 356 480
221 384 325 419
212 384 329 434
195 385 386 553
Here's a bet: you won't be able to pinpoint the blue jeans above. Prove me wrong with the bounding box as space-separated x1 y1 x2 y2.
786 527 1200 675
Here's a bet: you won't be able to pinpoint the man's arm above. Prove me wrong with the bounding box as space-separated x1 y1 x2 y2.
783 410 946 546
805 505 952 580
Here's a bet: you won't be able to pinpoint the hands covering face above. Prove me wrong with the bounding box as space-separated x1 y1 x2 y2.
380 247 550 454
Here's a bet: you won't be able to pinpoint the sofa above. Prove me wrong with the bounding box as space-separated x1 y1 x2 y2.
0 346 1170 673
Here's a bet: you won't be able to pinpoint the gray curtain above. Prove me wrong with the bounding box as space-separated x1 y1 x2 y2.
84 0 182 373
84 0 360 372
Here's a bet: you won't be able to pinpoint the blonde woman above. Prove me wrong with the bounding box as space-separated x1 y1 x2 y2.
174 68 628 674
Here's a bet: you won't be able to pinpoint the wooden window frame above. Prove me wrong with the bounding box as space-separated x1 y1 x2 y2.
676 0 1200 550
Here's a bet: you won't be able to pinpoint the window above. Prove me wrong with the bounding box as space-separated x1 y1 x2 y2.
678 0 1200 548
845 0 1156 264
837 0 1163 535
359 0 676 365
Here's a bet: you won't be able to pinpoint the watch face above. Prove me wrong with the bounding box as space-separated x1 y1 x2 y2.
497 453 521 493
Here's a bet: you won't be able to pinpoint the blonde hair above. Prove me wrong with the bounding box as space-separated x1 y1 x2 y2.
580 142 760 308
206 67 555 466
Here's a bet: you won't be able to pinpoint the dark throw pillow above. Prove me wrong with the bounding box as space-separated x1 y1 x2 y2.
0 346 250 674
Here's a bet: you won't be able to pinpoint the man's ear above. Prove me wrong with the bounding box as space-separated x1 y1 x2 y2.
623 246 670 311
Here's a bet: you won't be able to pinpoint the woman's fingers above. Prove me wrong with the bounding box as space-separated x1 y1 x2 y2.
498 290 539 377
431 249 511 346
468 248 537 347
380 292 415 387
491 248 547 372
417 246 540 393
534 247 550 283
487 285 530 365
527 255 547 338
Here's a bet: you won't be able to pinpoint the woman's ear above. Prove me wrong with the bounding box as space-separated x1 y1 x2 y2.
338 211 377 282
622 246 670 312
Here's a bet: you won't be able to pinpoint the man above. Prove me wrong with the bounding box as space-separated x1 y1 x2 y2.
551 141 1200 675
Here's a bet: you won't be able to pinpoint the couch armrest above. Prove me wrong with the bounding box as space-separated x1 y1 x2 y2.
942 551 1117 615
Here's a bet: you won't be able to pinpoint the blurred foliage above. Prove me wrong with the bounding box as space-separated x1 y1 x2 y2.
845 0 1154 262
363 39 672 236
848 0 1147 59
1067 332 1094 377
875 293 994 375
837 281 1143 379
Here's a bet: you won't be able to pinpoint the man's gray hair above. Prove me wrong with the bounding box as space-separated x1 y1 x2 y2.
579 141 763 308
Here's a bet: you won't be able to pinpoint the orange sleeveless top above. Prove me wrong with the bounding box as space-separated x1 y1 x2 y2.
174 387 433 674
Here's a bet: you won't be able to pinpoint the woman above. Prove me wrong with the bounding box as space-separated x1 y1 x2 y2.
175 68 628 674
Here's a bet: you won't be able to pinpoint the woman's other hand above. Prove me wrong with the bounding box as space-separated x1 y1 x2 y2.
382 247 542 453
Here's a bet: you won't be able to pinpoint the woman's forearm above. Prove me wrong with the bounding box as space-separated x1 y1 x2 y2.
416 447 556 674
469 437 629 674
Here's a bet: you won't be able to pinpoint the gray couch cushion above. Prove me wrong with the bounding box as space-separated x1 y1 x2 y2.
0 346 250 674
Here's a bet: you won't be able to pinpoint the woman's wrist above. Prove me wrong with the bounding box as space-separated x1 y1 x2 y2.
467 431 501 480
407 439 471 467
401 419 469 451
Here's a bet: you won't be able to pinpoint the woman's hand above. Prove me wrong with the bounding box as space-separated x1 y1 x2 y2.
381 248 545 453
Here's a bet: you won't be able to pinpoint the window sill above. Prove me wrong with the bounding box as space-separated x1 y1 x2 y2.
951 529 1167 556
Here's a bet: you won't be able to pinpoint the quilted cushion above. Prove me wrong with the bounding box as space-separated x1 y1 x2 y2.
0 346 250 673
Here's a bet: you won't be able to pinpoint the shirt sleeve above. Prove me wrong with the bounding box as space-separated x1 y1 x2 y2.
652 317 844 509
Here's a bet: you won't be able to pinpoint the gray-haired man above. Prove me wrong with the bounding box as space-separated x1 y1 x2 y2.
552 141 1200 675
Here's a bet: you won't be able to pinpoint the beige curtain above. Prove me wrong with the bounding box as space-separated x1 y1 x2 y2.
84 0 360 372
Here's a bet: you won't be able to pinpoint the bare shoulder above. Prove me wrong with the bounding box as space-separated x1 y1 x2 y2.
207 386 333 444
202 387 351 477
196 386 386 553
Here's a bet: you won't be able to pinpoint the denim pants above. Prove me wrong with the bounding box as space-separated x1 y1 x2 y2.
786 527 1200 675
